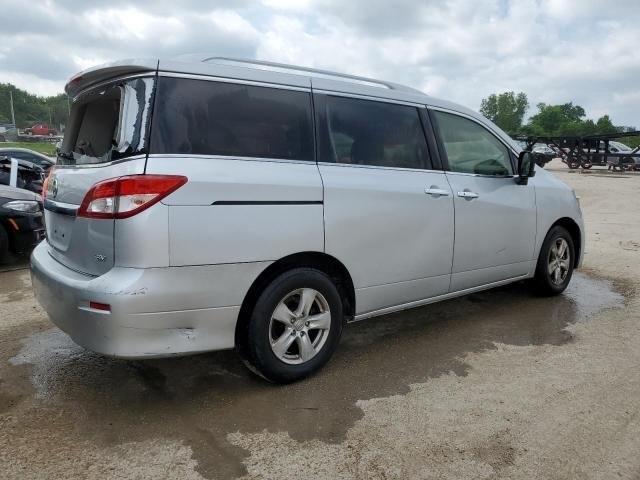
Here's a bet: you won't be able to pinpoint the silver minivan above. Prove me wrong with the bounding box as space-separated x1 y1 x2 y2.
31 57 584 383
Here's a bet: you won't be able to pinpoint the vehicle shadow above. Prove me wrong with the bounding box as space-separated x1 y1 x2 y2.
0 252 30 273
6 272 622 478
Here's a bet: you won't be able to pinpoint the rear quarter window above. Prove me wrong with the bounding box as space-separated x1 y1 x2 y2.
150 77 314 161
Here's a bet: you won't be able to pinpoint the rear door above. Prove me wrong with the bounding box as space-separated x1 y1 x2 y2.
430 109 537 292
44 77 154 275
315 93 454 316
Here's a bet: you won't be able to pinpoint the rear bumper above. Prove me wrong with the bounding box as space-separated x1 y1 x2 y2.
30 242 270 358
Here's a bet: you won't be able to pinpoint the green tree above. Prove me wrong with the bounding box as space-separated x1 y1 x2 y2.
526 102 589 136
525 103 627 137
621 136 640 148
479 91 529 134
595 115 618 135
0 83 70 130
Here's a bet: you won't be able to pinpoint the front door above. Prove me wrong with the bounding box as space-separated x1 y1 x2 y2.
430 109 537 292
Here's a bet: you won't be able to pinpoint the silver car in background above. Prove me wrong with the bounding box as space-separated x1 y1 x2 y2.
31 57 584 383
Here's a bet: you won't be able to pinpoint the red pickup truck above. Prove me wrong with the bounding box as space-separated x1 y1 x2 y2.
25 123 57 136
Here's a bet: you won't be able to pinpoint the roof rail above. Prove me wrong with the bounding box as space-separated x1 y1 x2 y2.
200 56 422 94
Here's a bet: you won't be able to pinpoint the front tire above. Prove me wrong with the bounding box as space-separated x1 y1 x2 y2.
239 268 344 383
533 226 575 296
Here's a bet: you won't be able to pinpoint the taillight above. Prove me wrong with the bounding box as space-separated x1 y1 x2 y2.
77 175 187 219
42 168 55 199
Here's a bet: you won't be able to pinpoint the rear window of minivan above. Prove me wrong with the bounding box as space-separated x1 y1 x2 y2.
150 77 314 161
60 77 154 165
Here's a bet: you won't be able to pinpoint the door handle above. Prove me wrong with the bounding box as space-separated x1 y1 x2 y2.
424 187 450 197
457 191 479 199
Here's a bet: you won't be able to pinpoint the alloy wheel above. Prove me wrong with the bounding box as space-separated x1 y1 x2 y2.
548 238 571 285
268 288 332 365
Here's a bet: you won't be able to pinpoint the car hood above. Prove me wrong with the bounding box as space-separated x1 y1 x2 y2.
0 184 42 201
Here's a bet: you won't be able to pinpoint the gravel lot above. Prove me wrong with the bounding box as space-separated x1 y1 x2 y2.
1 159 639 479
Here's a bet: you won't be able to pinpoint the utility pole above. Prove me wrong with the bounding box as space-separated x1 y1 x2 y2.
9 89 16 126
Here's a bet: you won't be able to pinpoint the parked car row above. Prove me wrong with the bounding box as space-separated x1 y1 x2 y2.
0 147 55 171
1 123 62 143
0 123 19 142
24 123 58 136
0 148 50 262
561 140 640 170
516 138 639 171
0 158 45 194
0 185 44 262
514 141 564 167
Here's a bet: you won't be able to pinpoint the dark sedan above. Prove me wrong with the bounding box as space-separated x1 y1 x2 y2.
0 184 44 262
0 148 55 172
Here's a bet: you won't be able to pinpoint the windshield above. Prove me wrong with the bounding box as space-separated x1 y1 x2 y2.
610 141 632 152
59 77 155 165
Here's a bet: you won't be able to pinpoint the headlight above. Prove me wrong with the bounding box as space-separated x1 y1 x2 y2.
3 200 41 213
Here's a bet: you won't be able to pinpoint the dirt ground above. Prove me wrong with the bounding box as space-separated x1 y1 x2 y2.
1 159 639 479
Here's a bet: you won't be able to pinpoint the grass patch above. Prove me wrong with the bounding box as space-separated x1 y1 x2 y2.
0 142 57 156
616 136 640 149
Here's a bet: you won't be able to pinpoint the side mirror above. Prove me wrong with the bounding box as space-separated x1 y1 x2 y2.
517 151 536 185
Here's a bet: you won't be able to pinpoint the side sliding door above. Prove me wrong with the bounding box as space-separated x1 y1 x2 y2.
315 93 455 318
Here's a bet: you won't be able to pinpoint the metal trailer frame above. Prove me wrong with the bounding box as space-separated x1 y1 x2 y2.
516 131 640 171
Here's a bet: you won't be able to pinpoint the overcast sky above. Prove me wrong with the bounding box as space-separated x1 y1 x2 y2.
1 0 638 126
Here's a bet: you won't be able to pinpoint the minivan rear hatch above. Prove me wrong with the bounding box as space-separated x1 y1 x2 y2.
44 76 155 276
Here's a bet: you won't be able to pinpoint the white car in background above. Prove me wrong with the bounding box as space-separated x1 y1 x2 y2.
0 123 18 142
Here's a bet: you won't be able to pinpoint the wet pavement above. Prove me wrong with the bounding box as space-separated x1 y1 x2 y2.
0 267 624 479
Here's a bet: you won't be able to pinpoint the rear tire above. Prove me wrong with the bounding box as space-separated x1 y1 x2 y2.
238 268 344 383
532 226 575 296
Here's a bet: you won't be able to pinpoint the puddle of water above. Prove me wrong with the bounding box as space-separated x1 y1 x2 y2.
4 272 624 479
562 273 623 318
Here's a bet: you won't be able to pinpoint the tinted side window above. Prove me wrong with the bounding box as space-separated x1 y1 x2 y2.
151 77 314 161
432 111 513 176
318 95 431 169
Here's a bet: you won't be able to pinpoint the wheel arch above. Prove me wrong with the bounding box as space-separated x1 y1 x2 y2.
235 251 356 349
549 217 582 268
